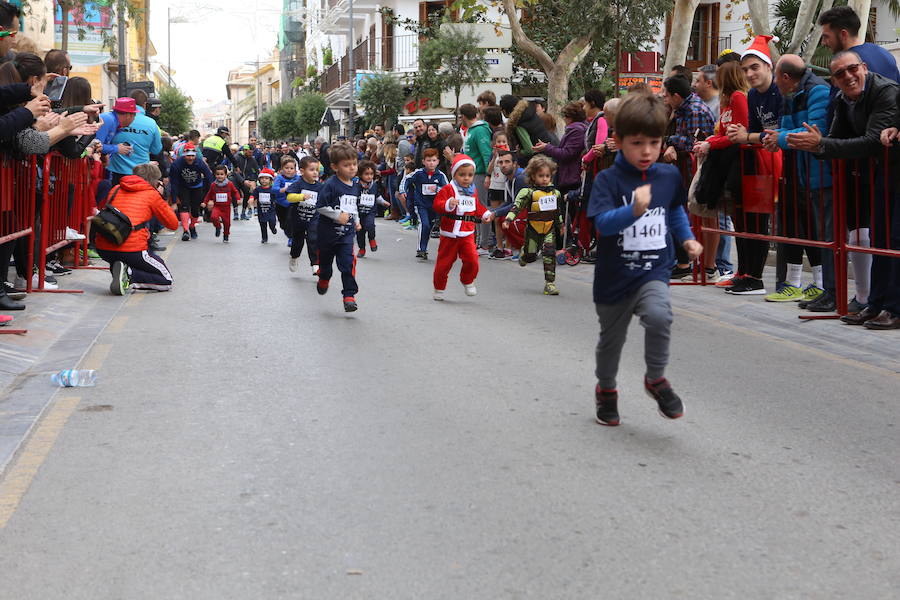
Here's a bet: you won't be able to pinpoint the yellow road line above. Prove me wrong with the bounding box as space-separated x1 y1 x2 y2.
0 396 80 529
79 343 112 371
106 315 129 333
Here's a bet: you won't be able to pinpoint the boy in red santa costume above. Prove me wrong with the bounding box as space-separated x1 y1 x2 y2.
432 154 494 300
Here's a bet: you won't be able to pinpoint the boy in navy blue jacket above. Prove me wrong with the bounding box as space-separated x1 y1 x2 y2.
586 93 703 427
315 143 363 312
286 155 323 276
356 160 390 258
403 149 448 259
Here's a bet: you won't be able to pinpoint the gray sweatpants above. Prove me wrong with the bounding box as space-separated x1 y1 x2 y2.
595 279 673 390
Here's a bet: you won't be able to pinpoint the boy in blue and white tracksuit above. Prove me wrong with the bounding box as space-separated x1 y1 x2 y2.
273 160 301 245
586 93 702 427
356 161 390 258
403 150 448 259
286 156 323 276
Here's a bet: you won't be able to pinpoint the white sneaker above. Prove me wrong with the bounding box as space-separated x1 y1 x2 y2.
476 248 490 256
464 283 477 296
65 227 86 241
33 273 58 290
288 257 298 273
433 288 445 301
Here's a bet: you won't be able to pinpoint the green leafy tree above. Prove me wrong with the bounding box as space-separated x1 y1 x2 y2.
157 86 192 135
259 110 276 141
356 73 406 129
417 26 488 114
295 93 327 137
273 102 298 139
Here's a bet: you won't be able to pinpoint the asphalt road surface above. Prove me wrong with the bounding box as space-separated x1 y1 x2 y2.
0 216 898 599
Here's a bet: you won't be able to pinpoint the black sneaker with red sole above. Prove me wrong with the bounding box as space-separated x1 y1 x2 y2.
595 386 620 426
316 280 329 295
343 297 358 312
644 377 684 419
370 240 378 252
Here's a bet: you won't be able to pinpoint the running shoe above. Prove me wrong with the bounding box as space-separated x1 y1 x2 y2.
765 284 803 302
316 279 329 295
358 247 366 258
716 273 743 288
800 284 824 303
489 248 506 260
87 249 101 260
398 216 410 225
671 265 693 279
476 248 490 256
370 240 378 252
311 265 319 277
215 227 221 237
181 232 190 241
518 253 527 267
289 257 298 272
189 227 198 240
644 377 684 419
403 223 416 231
726 277 766 295
433 288 445 301
416 250 427 260
595 386 620 426
110 261 129 296
223 234 229 243
464 282 477 296
47 260 71 275
543 282 559 295
503 248 513 258
681 267 720 283
847 297 867 314
510 252 520 262
65 226 86 240
343 296 358 312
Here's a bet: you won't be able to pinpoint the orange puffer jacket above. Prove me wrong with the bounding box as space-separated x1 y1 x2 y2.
95 175 179 253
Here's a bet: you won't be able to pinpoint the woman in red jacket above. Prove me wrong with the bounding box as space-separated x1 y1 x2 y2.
95 163 179 295
692 61 749 280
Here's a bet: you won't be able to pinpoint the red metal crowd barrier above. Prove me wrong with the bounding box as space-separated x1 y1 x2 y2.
33 152 92 294
0 153 37 335
698 145 900 320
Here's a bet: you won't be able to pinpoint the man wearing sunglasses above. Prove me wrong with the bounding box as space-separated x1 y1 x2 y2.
790 51 900 329
0 0 20 65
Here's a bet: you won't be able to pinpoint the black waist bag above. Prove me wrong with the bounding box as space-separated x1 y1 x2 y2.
90 187 148 245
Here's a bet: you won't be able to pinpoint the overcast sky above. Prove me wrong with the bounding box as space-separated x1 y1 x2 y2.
149 0 283 106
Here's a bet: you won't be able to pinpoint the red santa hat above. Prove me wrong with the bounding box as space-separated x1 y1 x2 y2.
742 34 779 67
259 168 276 180
450 154 475 177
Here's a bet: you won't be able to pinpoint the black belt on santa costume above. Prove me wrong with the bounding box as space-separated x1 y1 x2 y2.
446 214 482 222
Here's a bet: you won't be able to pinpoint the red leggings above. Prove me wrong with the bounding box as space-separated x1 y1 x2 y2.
433 235 479 290
210 205 232 235
179 211 198 232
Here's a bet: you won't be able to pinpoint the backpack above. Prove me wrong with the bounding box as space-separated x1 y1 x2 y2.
90 186 149 245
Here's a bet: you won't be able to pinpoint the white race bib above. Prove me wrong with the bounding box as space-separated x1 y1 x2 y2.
360 193 375 208
422 183 438 195
538 194 558 211
215 192 228 203
457 195 476 213
301 190 318 207
258 192 271 206
623 209 667 251
339 194 358 215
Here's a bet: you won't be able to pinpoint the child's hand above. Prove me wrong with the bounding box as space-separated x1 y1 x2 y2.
502 220 510 230
337 212 350 225
632 184 651 217
448 197 459 210
355 222 362 231
683 239 703 260
482 212 493 223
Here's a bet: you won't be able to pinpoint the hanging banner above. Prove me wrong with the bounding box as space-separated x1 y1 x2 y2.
54 1 113 67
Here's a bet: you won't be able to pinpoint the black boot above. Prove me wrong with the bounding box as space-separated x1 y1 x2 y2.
0 292 25 310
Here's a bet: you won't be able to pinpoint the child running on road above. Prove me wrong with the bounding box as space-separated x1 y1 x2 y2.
273 156 300 246
252 168 278 243
503 155 564 295
203 165 241 242
404 149 448 260
586 92 702 426
315 143 362 312
356 160 389 258
431 154 493 300
286 155 322 276
168 144 213 241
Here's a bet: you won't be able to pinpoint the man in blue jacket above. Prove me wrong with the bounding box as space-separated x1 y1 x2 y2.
763 54 834 310
96 97 162 184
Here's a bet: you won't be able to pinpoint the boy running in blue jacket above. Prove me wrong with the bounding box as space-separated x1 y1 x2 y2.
355 160 389 258
315 143 363 312
286 155 323 276
403 148 448 260
586 93 703 427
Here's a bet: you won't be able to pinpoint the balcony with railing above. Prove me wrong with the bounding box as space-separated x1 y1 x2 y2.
320 35 419 95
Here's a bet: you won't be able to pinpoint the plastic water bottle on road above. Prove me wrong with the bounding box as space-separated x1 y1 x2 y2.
51 370 97 387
